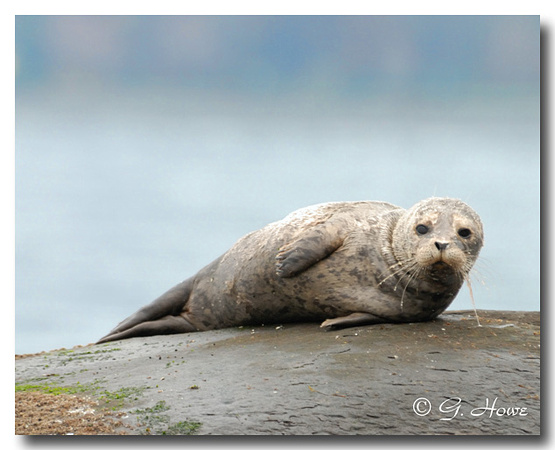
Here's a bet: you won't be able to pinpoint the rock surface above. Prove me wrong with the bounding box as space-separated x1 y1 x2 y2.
15 310 540 435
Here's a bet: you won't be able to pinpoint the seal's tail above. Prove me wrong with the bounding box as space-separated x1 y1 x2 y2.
97 277 198 344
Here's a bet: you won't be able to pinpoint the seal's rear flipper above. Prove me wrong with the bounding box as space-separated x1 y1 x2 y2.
97 277 195 344
97 314 198 344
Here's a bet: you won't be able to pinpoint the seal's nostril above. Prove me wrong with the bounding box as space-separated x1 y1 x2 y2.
435 242 449 251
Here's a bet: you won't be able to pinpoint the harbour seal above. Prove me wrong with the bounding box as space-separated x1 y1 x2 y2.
98 197 484 344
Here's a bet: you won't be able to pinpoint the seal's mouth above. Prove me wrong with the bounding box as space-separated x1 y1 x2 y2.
431 261 452 270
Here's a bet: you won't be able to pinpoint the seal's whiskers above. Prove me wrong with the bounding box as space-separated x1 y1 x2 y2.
399 265 422 312
392 260 419 293
377 261 405 286
378 260 419 288
465 275 481 327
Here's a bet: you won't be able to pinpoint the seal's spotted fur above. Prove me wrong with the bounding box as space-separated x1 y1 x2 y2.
98 197 484 344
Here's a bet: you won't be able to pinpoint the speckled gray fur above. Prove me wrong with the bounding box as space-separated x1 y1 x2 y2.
98 197 484 344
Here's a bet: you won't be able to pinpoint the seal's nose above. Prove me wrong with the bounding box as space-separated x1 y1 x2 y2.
435 241 449 251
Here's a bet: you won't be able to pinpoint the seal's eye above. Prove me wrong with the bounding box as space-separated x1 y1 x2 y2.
415 224 429 235
458 228 472 239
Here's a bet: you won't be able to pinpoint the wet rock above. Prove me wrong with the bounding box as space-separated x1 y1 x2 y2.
15 310 540 435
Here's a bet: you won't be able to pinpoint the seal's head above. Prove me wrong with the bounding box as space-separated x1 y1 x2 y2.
391 197 484 285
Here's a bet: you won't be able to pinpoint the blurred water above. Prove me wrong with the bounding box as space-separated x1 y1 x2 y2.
15 88 539 354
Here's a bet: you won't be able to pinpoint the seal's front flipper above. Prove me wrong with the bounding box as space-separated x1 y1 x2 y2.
97 314 198 344
275 222 345 278
320 312 384 330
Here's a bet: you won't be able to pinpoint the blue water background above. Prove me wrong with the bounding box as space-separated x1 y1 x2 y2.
14 15 540 353
15 88 539 354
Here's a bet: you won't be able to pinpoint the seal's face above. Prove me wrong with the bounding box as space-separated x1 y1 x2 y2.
392 198 484 284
